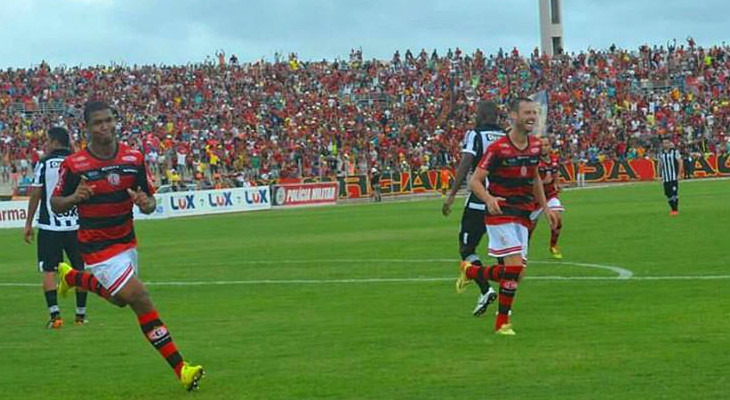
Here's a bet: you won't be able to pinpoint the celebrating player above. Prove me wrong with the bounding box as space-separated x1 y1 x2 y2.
528 136 565 258
443 101 504 316
24 127 88 329
456 97 558 335
51 101 205 390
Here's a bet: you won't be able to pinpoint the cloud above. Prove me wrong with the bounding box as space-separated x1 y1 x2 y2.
0 0 727 68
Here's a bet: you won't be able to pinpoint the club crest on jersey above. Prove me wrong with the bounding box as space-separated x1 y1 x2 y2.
107 172 121 186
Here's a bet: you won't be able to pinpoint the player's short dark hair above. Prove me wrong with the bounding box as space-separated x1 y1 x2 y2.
475 101 499 126
47 127 70 148
83 101 112 123
509 97 534 112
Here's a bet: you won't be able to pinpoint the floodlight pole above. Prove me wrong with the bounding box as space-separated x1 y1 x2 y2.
539 0 564 56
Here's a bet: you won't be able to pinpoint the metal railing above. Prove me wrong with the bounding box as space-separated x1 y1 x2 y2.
6 101 67 115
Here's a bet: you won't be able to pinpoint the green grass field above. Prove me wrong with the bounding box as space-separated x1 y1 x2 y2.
1 179 729 399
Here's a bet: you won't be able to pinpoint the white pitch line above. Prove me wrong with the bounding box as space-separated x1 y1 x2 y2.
2 275 730 288
154 259 634 279
2 258 726 287
0 259 634 287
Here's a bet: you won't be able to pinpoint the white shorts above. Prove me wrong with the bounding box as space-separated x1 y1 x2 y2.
86 248 139 296
530 197 565 221
486 223 528 260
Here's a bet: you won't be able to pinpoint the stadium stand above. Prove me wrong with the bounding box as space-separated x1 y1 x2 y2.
1 42 729 195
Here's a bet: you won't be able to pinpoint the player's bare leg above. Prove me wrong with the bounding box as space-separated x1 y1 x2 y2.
549 213 563 259
528 220 538 242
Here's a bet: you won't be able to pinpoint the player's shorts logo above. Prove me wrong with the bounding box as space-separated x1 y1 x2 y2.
107 172 121 186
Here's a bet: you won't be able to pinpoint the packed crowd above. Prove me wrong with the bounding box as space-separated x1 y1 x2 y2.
2 39 729 192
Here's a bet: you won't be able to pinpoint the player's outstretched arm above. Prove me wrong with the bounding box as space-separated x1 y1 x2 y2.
443 153 474 216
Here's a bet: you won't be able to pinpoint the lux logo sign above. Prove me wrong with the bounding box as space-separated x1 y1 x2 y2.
170 194 196 210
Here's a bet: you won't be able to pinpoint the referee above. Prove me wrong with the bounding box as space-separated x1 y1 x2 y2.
657 138 683 216
24 127 88 328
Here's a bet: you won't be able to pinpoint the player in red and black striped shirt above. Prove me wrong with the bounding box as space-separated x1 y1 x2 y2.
529 137 566 259
51 101 204 391
53 137 151 267
456 97 558 335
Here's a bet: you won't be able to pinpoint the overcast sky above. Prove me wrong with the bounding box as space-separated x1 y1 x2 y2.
0 0 727 68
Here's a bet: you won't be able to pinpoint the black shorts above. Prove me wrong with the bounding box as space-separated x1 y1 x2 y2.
663 180 679 199
37 230 84 273
459 196 486 254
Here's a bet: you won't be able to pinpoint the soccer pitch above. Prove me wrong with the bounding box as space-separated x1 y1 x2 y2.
1 180 728 399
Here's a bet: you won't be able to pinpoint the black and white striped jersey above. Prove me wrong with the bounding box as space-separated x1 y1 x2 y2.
658 148 681 183
461 124 506 209
31 149 79 231
461 124 506 172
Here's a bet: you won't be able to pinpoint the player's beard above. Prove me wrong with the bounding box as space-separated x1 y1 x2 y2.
516 119 535 136
89 130 117 156
97 133 115 146
524 119 536 134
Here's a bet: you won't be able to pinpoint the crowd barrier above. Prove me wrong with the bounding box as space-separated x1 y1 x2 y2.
271 182 338 208
1 186 272 229
2 155 728 228
557 154 730 183
0 200 29 229
265 155 730 199
134 186 271 220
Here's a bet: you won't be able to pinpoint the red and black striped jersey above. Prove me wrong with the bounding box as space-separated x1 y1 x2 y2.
477 135 541 227
538 155 560 200
53 143 154 265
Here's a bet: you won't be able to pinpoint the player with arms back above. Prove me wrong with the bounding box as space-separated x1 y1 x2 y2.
443 101 505 316
51 101 205 391
24 127 88 329
528 136 565 259
456 97 558 335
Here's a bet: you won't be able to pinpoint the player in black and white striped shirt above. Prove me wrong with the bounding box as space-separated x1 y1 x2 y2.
657 138 683 216
24 127 88 328
442 101 505 316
